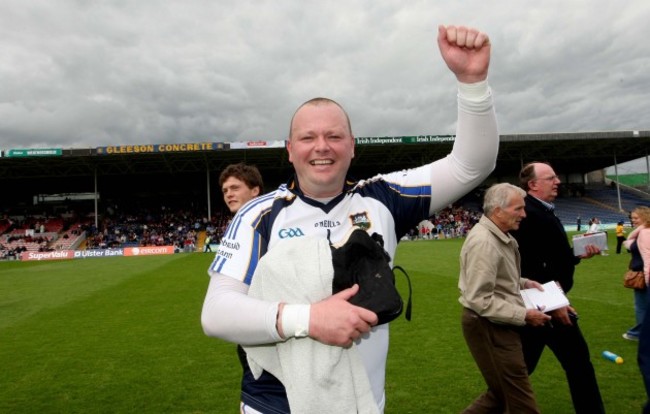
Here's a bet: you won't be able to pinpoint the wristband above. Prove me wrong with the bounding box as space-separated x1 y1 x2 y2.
458 79 489 99
281 304 311 338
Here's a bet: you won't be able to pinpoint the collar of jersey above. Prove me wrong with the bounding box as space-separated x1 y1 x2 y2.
287 175 358 213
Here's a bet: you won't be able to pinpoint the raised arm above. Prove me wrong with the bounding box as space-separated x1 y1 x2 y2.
428 25 498 214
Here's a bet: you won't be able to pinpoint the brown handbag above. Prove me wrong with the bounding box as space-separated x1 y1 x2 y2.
624 270 646 290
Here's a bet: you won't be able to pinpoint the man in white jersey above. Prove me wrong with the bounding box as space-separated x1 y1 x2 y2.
201 24 498 413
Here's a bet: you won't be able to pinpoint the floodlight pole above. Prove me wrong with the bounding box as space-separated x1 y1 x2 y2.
614 154 622 211
206 168 212 222
94 168 99 229
646 151 650 191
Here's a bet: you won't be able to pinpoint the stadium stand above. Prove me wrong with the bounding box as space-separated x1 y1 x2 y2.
49 228 86 251
0 219 11 234
0 230 58 254
1 128 649 260
0 205 232 259
446 183 650 233
553 184 650 227
4 182 648 260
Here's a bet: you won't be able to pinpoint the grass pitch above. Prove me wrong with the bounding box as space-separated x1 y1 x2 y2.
1 233 646 413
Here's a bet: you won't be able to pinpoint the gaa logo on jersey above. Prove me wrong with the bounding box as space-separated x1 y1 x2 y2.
350 212 371 230
278 227 305 239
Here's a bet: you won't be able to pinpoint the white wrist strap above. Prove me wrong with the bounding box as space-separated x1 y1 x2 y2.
281 304 311 338
458 79 489 100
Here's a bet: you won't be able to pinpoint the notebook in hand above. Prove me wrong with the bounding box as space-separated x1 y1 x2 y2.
521 281 569 312
572 231 608 256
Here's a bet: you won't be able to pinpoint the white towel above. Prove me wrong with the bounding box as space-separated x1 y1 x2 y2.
243 237 379 414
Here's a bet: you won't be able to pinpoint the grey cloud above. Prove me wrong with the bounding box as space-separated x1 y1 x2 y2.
0 1 649 150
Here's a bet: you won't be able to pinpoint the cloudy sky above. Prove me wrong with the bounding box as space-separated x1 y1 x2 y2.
1 1 649 152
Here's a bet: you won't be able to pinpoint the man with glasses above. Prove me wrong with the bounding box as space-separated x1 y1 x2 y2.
511 161 605 414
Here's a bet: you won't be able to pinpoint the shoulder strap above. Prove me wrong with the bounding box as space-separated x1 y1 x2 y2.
392 265 412 321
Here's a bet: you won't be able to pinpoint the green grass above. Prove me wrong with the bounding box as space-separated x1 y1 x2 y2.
0 233 646 413
606 173 649 186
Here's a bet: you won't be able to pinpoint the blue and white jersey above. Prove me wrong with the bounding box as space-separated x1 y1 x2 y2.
202 81 497 413
210 164 432 283
208 164 433 412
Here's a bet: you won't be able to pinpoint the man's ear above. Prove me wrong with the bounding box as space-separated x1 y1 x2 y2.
252 187 260 197
286 139 293 163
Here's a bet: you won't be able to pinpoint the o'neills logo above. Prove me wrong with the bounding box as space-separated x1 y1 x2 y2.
220 240 240 250
124 246 175 256
314 220 341 228
21 250 74 261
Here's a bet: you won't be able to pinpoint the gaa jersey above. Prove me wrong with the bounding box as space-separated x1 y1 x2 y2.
210 165 432 282
208 164 433 413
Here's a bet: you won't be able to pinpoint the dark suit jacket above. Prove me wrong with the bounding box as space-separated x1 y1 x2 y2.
511 194 581 293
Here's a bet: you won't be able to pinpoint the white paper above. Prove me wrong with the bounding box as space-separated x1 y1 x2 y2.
572 231 608 256
521 281 570 312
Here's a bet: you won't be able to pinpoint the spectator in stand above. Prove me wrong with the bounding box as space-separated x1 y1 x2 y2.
219 163 264 214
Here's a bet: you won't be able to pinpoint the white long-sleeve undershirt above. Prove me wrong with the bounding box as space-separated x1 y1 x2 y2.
201 80 498 345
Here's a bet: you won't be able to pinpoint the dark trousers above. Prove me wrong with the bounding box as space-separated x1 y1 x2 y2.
616 236 626 254
461 308 540 414
638 288 650 413
520 317 605 414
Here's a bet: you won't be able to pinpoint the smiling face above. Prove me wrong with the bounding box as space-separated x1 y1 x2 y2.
287 101 355 198
527 163 561 202
221 176 260 213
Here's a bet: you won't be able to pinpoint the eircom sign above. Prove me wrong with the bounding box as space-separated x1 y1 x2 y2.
124 246 175 256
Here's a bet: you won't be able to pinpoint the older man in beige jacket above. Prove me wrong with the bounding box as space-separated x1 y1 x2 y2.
459 183 550 414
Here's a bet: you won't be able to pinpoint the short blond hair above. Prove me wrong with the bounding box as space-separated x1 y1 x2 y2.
633 206 650 227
